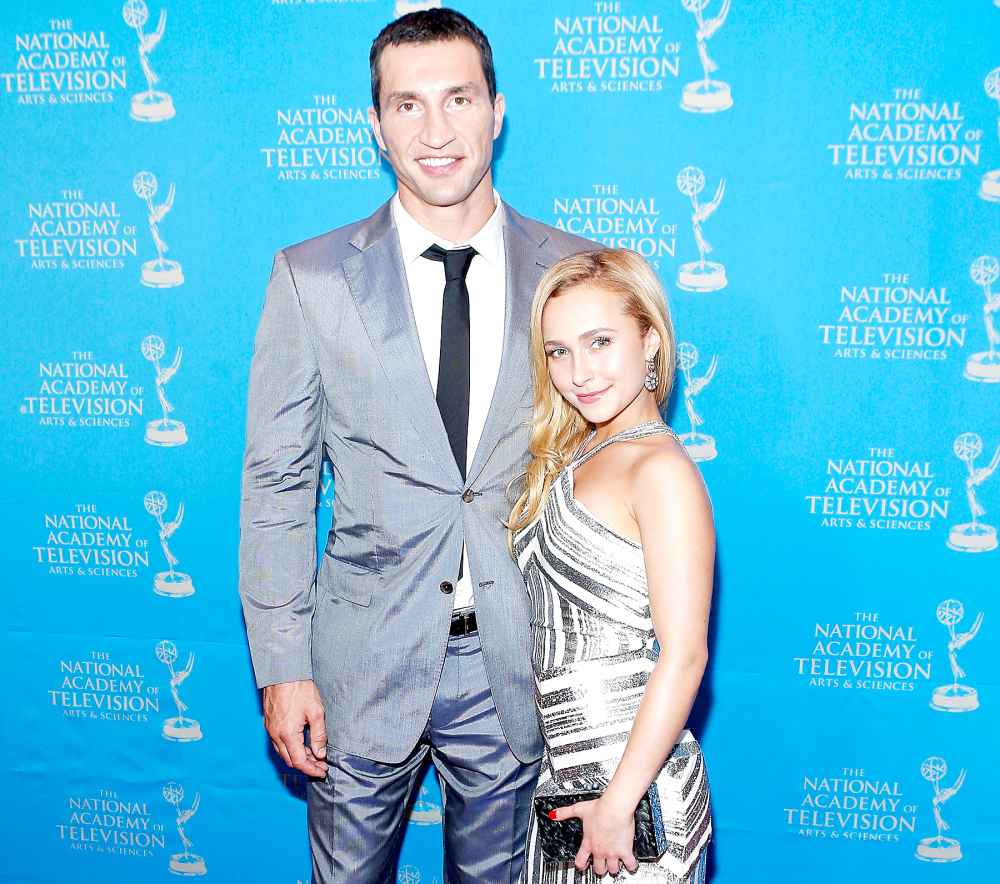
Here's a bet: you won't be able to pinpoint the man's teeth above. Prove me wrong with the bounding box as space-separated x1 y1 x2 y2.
418 157 457 167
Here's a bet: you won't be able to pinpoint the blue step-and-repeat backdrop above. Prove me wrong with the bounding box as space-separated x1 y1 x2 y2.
1 1 998 882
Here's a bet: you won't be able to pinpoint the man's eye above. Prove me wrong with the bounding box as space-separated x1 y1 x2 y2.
398 101 415 113
453 96 470 106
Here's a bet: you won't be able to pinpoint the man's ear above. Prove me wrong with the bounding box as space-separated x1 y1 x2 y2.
492 92 506 140
369 106 388 153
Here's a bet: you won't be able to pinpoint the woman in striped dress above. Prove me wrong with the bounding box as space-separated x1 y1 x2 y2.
509 249 714 883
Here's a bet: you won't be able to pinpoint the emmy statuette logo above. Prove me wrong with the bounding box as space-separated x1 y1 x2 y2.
915 757 966 863
409 786 443 825
122 1 175 123
965 255 1000 383
142 334 188 446
980 67 1000 202
946 432 1000 553
155 640 203 742
676 342 719 462
680 0 733 113
930 599 983 713
144 490 195 597
395 0 441 17
676 166 727 292
133 171 184 287
163 781 207 876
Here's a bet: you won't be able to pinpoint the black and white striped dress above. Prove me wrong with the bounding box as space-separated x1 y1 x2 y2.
513 421 711 884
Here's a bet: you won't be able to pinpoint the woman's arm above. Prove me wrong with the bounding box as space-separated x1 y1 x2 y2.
602 443 715 815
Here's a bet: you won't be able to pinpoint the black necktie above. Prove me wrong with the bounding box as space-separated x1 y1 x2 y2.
421 243 476 482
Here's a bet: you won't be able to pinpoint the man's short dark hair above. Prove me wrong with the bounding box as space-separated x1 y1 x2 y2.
370 8 497 116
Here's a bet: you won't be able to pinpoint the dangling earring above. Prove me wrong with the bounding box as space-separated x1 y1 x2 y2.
644 355 658 391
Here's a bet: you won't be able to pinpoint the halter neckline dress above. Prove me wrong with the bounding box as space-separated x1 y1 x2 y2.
514 420 711 884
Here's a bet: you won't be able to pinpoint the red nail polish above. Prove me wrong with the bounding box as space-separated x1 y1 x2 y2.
547 810 558 820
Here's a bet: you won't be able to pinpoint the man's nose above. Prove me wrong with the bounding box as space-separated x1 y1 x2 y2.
420 104 456 150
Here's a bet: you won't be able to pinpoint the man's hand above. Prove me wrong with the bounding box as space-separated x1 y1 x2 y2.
263 679 328 777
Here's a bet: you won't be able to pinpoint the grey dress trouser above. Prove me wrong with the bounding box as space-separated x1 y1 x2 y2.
308 632 541 883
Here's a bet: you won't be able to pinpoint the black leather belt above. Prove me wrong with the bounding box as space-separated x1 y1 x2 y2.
449 609 478 637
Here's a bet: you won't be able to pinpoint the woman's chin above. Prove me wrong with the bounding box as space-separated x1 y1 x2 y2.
573 401 618 424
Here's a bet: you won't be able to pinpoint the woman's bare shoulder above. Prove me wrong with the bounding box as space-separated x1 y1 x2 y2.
627 432 710 513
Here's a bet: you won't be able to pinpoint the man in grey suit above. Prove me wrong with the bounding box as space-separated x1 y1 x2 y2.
239 9 591 882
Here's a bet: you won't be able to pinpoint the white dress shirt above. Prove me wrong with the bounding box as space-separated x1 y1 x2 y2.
391 191 507 610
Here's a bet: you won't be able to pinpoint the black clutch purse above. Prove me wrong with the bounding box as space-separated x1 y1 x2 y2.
531 731 712 873
533 783 667 862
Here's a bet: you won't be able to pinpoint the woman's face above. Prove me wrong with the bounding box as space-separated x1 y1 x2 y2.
541 282 659 424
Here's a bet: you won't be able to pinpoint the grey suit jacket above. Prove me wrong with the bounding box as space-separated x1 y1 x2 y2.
238 198 593 763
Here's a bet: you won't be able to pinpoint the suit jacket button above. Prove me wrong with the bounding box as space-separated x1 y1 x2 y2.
439 581 454 594
462 489 475 503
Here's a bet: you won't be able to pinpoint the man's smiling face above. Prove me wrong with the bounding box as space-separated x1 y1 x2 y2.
369 38 505 213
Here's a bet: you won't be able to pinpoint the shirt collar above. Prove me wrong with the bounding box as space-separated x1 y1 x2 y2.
392 190 505 268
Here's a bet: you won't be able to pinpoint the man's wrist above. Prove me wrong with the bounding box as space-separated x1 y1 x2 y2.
255 664 314 690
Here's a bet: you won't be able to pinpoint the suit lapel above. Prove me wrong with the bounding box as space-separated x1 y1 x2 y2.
467 205 550 484
343 202 463 485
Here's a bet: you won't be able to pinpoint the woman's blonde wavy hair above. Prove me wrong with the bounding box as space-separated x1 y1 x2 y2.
506 248 676 543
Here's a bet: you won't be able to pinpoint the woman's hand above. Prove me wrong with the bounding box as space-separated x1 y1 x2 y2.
550 797 639 876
